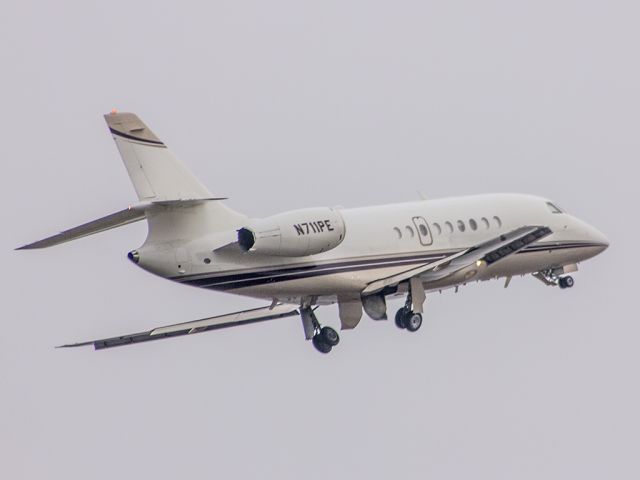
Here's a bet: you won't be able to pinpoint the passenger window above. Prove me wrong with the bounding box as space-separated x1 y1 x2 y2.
481 217 490 229
433 222 442 235
469 218 478 231
418 224 428 237
393 227 402 239
457 220 466 232
493 216 502 228
445 221 454 233
405 226 415 238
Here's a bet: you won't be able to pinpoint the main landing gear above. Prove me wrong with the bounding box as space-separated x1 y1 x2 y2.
312 326 340 353
394 294 423 333
395 307 423 332
301 307 340 354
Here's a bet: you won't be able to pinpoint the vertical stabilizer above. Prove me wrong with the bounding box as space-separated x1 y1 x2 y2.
105 112 211 201
105 112 245 239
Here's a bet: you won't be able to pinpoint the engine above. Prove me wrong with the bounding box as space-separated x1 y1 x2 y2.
237 207 346 257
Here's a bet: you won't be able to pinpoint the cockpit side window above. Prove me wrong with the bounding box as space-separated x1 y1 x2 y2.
546 202 564 214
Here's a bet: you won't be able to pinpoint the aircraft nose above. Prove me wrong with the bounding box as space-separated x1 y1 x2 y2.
585 224 609 252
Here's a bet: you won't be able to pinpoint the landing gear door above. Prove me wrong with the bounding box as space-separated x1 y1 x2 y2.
412 216 433 246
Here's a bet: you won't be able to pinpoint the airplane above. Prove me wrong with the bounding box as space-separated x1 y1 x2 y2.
17 111 610 354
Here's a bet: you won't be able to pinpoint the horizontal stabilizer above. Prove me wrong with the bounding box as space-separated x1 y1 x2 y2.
57 304 299 350
151 197 227 207
16 198 233 250
16 207 146 250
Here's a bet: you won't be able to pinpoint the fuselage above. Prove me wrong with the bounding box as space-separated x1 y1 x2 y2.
19 112 612 352
134 193 608 305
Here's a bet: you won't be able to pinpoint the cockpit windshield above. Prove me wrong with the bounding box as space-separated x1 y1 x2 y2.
546 202 564 214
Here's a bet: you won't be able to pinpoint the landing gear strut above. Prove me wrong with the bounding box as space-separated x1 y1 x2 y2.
394 292 423 333
301 307 340 354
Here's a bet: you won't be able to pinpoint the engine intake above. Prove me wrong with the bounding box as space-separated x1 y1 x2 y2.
238 207 346 257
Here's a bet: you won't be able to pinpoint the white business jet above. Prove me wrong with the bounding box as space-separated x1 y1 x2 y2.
17 112 609 353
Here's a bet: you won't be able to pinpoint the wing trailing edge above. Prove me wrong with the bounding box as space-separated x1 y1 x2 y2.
57 304 300 350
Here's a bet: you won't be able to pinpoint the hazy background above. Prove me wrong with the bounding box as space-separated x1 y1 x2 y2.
1 1 638 478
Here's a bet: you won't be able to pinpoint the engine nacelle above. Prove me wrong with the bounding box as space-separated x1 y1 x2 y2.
238 207 346 257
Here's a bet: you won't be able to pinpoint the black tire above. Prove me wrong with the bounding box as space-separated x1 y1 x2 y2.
405 312 423 332
395 308 409 329
312 335 332 354
560 276 574 289
320 326 340 347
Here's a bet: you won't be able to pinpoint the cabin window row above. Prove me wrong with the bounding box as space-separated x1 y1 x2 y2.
433 215 502 235
393 216 502 239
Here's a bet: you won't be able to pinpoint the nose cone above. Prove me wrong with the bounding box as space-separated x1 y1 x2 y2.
581 222 609 255
589 226 609 251
567 216 609 260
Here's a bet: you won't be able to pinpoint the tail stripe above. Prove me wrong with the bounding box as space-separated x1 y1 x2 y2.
108 127 165 146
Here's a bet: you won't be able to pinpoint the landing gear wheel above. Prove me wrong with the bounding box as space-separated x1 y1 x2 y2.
320 326 340 347
405 312 423 332
395 307 410 329
312 334 332 354
559 276 574 289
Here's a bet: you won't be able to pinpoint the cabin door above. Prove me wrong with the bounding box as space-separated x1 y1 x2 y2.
412 216 433 246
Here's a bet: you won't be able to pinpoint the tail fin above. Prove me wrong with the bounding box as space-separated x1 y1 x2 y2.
18 112 248 250
105 112 246 241
105 112 211 201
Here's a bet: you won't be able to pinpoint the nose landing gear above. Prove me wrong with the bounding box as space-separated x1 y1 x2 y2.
533 269 575 289
559 275 574 289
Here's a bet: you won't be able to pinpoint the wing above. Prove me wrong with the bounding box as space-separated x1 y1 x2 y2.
58 304 299 350
363 225 552 295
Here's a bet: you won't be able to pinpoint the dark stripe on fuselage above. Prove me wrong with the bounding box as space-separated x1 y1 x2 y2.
183 252 451 285
517 242 599 252
174 242 603 291
176 251 452 288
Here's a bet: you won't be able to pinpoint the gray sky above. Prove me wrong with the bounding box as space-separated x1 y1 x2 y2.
1 1 638 478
